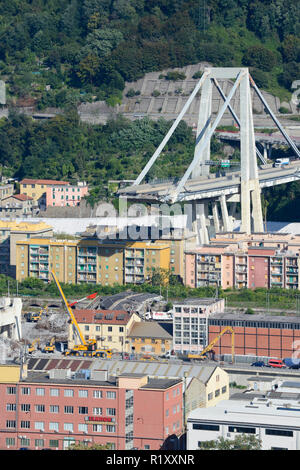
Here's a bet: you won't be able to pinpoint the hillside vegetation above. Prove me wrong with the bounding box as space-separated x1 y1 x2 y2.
0 0 300 220
0 0 299 107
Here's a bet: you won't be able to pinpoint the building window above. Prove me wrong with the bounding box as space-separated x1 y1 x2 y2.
64 406 74 414
50 405 59 413
21 421 31 429
106 425 116 433
222 386 227 394
64 423 74 432
6 438 15 447
6 403 16 411
49 422 59 432
20 438 30 447
78 390 88 398
21 404 31 412
36 388 45 396
78 424 88 433
64 389 74 397
21 387 30 395
49 440 59 448
35 404 45 413
35 439 44 447
106 391 116 399
228 426 256 434
34 422 44 431
93 391 103 399
93 407 102 416
265 429 293 437
78 406 88 414
107 408 116 416
6 420 16 429
92 424 102 432
193 423 219 431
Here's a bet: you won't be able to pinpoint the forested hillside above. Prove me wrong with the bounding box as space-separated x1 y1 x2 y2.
0 0 300 221
0 0 299 108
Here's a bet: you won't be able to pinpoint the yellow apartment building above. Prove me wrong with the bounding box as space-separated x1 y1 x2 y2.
127 321 173 356
0 220 53 278
20 178 69 202
68 309 141 353
16 238 170 286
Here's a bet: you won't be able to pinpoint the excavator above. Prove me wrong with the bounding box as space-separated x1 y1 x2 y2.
187 326 235 363
50 271 112 359
44 336 56 353
26 306 48 323
28 338 40 354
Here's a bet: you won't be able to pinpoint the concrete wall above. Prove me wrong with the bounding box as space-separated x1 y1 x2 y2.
0 297 22 340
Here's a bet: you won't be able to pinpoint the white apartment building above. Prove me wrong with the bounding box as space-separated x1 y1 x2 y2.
173 298 225 356
187 382 300 450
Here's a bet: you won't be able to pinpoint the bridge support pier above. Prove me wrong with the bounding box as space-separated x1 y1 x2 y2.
220 195 232 232
192 202 209 245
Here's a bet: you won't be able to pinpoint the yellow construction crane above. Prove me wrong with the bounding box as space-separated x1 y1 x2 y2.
50 271 111 358
188 326 235 363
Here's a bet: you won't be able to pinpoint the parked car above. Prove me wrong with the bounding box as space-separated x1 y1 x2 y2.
289 364 300 370
268 359 286 368
251 361 266 367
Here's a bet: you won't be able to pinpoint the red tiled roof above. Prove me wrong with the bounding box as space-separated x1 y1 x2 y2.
73 309 130 325
13 193 33 201
20 179 69 185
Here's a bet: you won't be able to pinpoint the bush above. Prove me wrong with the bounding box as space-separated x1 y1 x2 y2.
165 71 186 81
279 106 290 114
152 90 161 97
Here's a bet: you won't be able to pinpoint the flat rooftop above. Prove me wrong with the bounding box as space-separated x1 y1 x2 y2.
210 311 300 324
21 370 181 390
174 298 222 306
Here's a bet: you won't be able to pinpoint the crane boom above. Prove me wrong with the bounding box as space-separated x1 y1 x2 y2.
197 326 235 362
50 270 86 347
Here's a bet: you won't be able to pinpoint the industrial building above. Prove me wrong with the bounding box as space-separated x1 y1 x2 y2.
187 380 300 450
172 298 225 356
208 311 300 360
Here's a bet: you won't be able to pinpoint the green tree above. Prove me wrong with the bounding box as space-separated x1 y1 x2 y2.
77 53 100 85
199 434 262 450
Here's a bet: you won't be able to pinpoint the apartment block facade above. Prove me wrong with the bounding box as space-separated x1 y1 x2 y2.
20 179 69 202
0 365 183 451
185 240 300 290
46 181 88 207
16 239 170 286
0 221 53 278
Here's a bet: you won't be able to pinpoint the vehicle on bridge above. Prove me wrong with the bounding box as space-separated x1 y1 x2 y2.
274 158 290 168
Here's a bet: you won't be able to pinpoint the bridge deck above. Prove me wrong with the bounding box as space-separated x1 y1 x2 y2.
118 161 300 202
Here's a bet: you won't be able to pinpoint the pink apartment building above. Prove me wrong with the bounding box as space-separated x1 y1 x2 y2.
46 182 88 207
185 233 300 290
0 365 183 451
